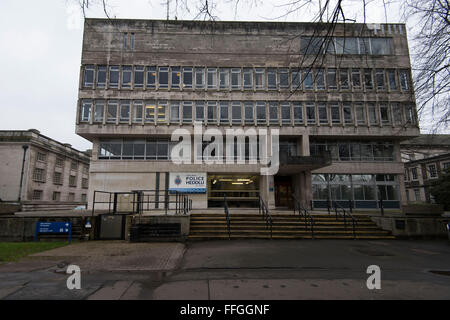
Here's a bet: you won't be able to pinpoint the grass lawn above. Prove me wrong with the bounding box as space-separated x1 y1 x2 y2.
0 242 68 263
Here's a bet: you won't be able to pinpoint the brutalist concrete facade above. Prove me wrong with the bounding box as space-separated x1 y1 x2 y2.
76 19 420 210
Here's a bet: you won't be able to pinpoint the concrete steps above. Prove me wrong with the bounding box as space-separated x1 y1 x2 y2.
188 212 395 240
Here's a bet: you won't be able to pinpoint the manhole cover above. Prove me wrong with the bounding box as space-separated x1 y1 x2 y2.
356 248 394 257
429 270 450 276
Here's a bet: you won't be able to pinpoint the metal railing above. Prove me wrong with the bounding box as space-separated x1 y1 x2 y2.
293 195 314 239
223 195 231 240
330 199 357 239
91 190 192 217
258 195 273 239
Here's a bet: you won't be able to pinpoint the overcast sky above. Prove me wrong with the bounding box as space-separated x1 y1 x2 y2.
0 0 442 152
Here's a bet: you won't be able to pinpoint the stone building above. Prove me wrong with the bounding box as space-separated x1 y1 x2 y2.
76 19 419 210
0 129 90 211
401 134 450 203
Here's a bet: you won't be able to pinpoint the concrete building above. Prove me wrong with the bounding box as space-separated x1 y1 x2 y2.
76 19 420 211
401 134 450 203
0 129 91 211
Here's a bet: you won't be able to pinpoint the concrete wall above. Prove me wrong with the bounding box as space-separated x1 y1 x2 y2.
0 144 28 201
371 215 448 238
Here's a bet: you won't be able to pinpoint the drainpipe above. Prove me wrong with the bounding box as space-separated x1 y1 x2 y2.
18 145 28 202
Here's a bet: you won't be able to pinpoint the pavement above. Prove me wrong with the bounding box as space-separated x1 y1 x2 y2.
0 239 449 299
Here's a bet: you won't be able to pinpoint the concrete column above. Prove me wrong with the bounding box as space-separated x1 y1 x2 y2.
398 173 408 207
301 134 310 156
302 171 313 208
260 175 275 209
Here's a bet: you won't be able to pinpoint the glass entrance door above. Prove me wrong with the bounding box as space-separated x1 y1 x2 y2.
208 174 260 207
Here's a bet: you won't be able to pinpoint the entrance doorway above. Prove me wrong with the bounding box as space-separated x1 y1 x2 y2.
274 176 294 209
207 174 260 208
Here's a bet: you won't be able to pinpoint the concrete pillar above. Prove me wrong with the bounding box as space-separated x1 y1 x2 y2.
301 134 310 156
302 171 313 208
260 175 275 209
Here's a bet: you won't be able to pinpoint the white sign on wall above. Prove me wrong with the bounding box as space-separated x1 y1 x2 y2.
169 173 207 193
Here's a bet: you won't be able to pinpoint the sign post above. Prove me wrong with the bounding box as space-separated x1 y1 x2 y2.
35 222 73 243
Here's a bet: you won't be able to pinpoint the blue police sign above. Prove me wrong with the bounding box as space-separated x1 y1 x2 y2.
35 222 72 242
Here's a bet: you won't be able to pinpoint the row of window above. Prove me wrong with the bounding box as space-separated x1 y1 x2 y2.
32 168 88 188
36 151 88 173
310 141 394 162
301 36 395 55
82 65 411 92
80 100 416 127
32 189 87 202
405 162 450 181
312 174 399 201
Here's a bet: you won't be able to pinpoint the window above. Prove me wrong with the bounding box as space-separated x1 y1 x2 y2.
387 69 398 90
207 101 217 123
318 103 328 124
405 105 415 125
428 164 437 178
146 66 157 89
71 161 78 170
32 190 43 200
195 67 205 89
392 103 403 125
69 175 77 187
123 32 128 49
121 66 132 88
82 178 89 188
380 104 390 124
171 67 181 89
120 100 130 122
330 103 340 123
207 68 217 89
335 37 358 54
170 101 180 123
243 68 253 89
355 103 366 125
231 68 241 90
37 152 46 162
183 101 193 123
368 103 378 125
183 67 193 89
157 101 168 123
158 67 169 88
267 68 277 90
255 68 265 89
232 101 242 124
306 103 315 124
81 194 87 202
244 102 254 124
83 165 89 174
130 33 135 51
219 68 230 89
414 188 420 201
133 101 143 123
442 162 450 170
376 69 385 90
269 102 279 124
293 102 303 124
370 38 393 55
291 69 301 90
359 38 371 54
411 167 418 180
315 69 325 90
96 66 107 88
399 70 410 91
52 192 61 201
195 102 204 122
109 66 119 88
146 139 170 160
256 102 266 124
343 103 353 124
364 69 373 90
53 172 62 185
301 37 328 54
145 101 156 123
281 103 291 124
80 100 91 122
339 69 349 90
220 101 229 123
351 69 361 89
94 100 105 123
279 69 289 89
304 69 313 90
33 168 45 182
327 68 337 90
83 65 95 87
55 157 64 167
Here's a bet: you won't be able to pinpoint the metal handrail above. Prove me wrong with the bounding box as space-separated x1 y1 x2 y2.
224 195 231 240
292 195 314 239
258 195 273 239
331 199 357 239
